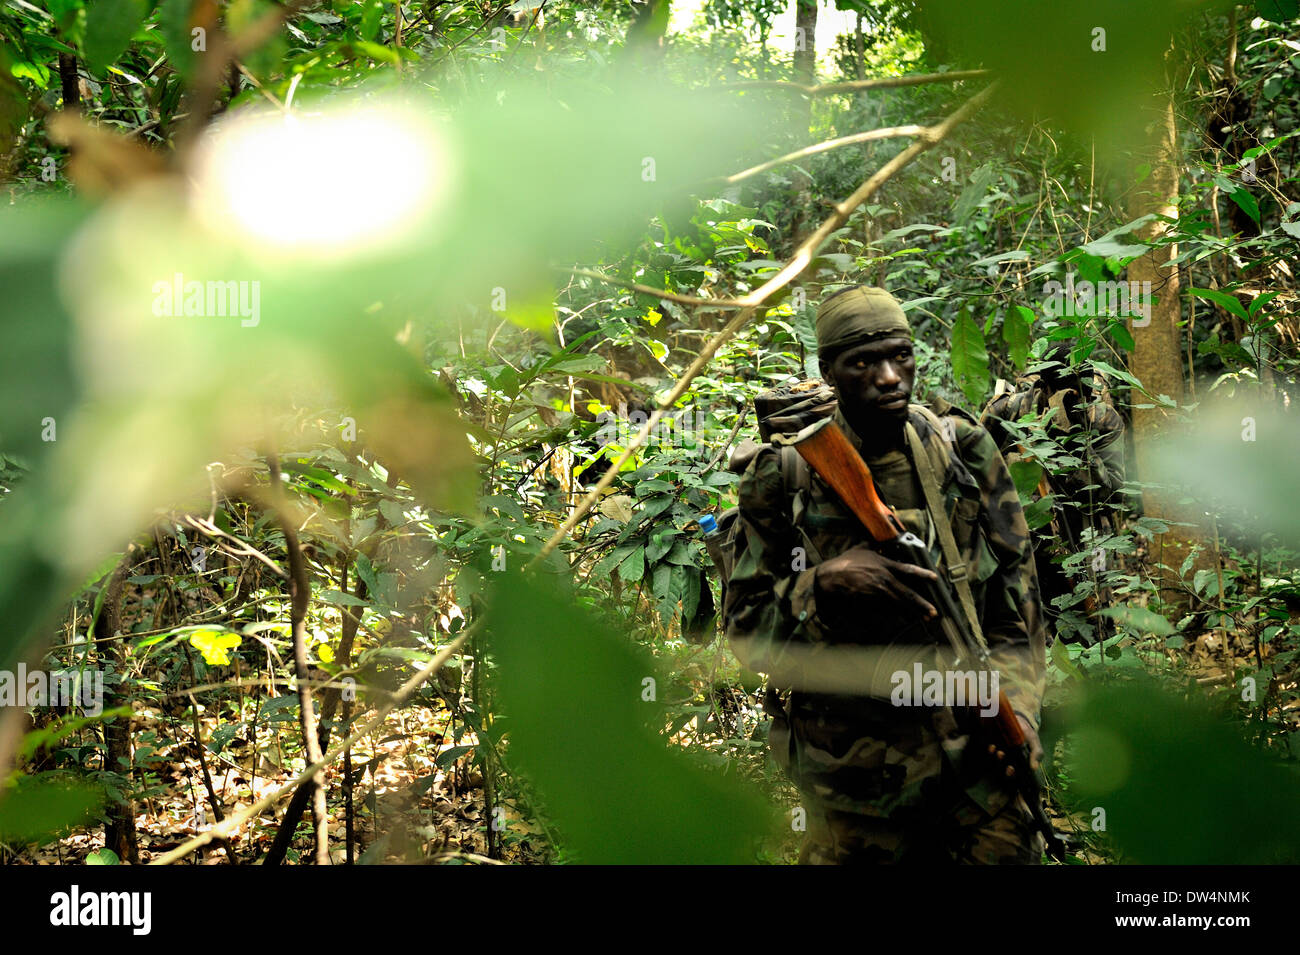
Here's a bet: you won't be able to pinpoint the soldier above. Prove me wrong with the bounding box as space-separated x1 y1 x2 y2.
724 286 1048 864
980 342 1126 637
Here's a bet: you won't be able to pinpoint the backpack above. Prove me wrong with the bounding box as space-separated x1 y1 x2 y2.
986 372 1124 518
685 380 830 645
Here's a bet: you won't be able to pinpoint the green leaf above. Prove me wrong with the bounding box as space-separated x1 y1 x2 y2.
434 744 475 768
681 565 702 622
950 307 990 407
1002 306 1031 371
1108 320 1135 352
1282 202 1300 239
1227 187 1260 225
1008 459 1043 500
645 528 675 563
1087 359 1144 392
1022 496 1054 531
1096 604 1175 636
1049 638 1082 680
85 847 121 865
11 61 51 89
84 0 147 76
617 547 645 583
954 162 998 223
1188 287 1249 321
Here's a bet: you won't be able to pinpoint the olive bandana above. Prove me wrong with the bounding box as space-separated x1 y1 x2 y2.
815 286 912 357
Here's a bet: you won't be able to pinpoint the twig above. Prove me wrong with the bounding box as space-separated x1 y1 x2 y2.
181 514 289 580
267 452 330 866
183 647 240 864
715 125 925 185
722 70 991 96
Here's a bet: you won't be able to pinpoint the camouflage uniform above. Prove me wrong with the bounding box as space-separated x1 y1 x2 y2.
981 374 1126 617
724 396 1048 864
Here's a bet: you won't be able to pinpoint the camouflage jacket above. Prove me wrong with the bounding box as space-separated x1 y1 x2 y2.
724 398 1047 820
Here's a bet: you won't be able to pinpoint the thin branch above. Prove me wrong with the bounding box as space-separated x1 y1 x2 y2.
181 514 289 580
183 648 240 864
267 452 329 866
723 70 991 96
716 125 925 185
531 83 999 564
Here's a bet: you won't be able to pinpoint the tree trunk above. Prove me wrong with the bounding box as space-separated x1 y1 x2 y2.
1126 88 1203 606
793 0 818 130
58 54 80 112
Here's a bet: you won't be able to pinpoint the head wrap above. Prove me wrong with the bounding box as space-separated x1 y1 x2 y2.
815 286 911 358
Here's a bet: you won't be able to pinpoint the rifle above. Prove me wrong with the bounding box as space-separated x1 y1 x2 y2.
772 415 1067 860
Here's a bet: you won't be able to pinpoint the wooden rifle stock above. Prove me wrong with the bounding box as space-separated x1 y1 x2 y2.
777 417 906 542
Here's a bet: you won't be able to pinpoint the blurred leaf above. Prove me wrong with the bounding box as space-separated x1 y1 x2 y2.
916 0 1223 153
84 0 146 75
159 0 199 80
484 570 769 863
1062 678 1300 863
1256 0 1300 21
1096 604 1175 636
0 772 103 842
1149 406 1300 545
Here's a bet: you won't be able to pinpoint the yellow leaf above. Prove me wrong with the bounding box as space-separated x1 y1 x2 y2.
188 629 243 666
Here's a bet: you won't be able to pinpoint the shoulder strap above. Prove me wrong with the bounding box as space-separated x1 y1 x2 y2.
903 416 988 653
779 445 823 566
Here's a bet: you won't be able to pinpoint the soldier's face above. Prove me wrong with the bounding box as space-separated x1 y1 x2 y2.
820 336 916 428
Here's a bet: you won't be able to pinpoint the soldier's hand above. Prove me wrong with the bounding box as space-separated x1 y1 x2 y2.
989 715 1044 776
814 544 939 620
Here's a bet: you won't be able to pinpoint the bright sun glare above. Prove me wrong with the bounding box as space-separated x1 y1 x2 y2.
192 104 448 257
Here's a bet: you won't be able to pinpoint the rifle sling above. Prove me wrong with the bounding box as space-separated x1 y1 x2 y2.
903 419 988 653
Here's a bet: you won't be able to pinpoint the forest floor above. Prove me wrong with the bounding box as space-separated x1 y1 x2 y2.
21 699 548 865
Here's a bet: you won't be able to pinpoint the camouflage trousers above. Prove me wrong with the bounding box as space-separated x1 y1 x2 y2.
799 793 1044 865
